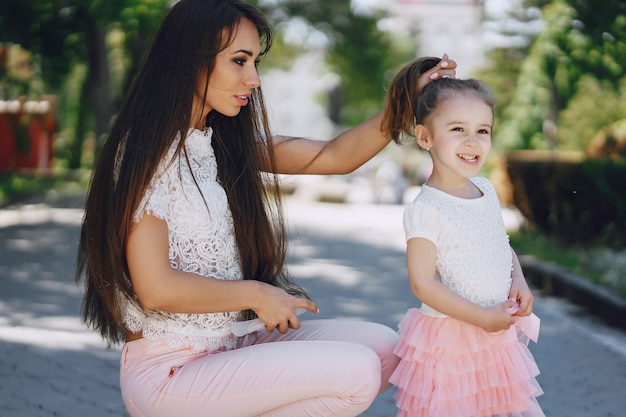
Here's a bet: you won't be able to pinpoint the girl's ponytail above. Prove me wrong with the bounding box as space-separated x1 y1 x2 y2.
381 57 440 143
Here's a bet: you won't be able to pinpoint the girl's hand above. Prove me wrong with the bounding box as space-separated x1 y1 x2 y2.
509 280 535 317
509 250 534 316
481 299 516 332
253 284 318 334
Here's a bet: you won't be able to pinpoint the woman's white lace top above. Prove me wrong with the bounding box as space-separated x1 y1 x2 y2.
122 128 241 352
403 177 512 317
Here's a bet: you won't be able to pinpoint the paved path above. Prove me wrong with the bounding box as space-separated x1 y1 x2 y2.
1 197 625 416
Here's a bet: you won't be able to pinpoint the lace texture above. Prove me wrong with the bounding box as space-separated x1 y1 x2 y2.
123 128 241 352
403 177 512 313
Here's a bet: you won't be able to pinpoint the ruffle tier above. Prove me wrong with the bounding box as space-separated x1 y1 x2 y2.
390 308 545 417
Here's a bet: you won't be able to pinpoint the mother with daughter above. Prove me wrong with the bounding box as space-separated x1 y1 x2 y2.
76 0 457 416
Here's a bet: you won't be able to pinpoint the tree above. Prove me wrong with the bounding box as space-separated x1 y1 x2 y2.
0 0 168 168
493 0 626 151
252 0 403 125
1 0 404 167
557 76 626 152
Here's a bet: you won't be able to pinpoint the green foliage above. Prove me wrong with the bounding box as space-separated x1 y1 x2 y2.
256 0 404 125
557 76 626 151
509 228 582 273
475 47 527 150
118 0 170 91
0 170 90 206
1 0 406 168
257 31 304 72
497 2 577 151
564 0 626 81
490 0 626 153
510 227 626 298
0 0 170 168
0 1 69 90
326 17 402 124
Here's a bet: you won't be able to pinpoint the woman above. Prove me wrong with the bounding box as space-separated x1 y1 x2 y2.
76 1 457 416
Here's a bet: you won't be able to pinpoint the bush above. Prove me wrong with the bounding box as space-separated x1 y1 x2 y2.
506 150 626 248
586 119 626 160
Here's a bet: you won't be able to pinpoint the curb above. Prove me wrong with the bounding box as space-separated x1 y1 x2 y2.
519 254 626 331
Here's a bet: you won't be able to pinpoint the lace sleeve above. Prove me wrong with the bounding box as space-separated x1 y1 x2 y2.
134 175 167 223
133 150 178 223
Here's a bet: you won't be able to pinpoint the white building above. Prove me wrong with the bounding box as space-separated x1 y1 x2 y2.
385 0 487 78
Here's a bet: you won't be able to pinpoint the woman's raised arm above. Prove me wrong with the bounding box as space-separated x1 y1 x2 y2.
269 55 456 175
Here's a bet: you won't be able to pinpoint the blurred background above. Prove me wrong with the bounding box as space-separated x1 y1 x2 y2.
1 0 625 297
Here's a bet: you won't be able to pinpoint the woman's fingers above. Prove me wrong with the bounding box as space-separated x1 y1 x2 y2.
429 53 457 80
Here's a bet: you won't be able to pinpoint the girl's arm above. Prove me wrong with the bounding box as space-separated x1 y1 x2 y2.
126 215 318 333
269 55 457 175
406 237 515 332
508 248 535 316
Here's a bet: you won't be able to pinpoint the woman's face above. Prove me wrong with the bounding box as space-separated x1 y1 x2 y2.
192 18 262 127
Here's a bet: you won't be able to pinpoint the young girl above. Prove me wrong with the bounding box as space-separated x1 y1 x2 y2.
75 1 457 416
381 57 545 417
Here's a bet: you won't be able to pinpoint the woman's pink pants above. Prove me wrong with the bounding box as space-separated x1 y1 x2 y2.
120 319 399 417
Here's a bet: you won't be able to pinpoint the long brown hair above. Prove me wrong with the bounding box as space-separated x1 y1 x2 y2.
77 0 307 345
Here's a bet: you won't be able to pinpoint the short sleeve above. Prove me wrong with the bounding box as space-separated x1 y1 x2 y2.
403 201 441 245
133 154 179 224
134 176 168 223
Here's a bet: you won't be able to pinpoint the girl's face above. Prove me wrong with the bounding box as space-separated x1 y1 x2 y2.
192 18 262 127
416 92 493 190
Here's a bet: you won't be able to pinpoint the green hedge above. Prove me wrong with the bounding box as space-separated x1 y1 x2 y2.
506 150 626 248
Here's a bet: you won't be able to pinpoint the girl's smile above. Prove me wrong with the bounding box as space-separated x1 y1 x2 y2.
415 92 493 195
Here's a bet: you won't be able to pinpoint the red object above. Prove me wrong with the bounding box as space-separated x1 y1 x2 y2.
0 98 56 172
0 113 17 170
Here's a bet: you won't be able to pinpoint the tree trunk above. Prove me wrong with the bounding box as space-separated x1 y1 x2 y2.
68 74 91 169
85 25 113 154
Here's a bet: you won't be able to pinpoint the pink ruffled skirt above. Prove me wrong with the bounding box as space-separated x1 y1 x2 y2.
389 308 545 417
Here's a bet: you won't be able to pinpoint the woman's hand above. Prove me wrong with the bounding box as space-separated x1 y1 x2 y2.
127 215 317 322
417 53 457 93
252 284 319 334
269 54 458 176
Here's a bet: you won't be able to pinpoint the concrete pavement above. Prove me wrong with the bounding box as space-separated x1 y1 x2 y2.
1 195 626 416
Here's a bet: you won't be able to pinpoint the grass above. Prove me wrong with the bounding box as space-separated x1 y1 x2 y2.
0 170 91 207
509 230 586 275
510 228 626 298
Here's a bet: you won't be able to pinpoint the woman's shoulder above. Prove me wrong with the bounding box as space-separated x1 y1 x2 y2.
184 127 214 158
156 129 215 176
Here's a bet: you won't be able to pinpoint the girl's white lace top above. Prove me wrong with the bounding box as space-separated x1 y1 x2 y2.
403 177 513 317
121 128 241 352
